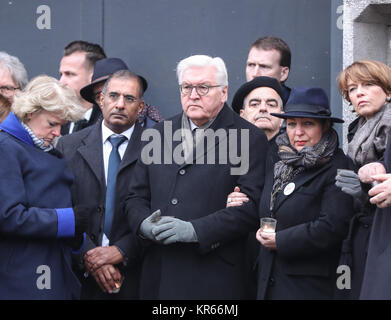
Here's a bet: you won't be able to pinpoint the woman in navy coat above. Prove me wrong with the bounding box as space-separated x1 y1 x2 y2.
254 88 354 299
0 75 89 299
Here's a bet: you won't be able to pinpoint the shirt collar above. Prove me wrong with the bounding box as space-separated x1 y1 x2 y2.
101 120 134 144
84 108 93 121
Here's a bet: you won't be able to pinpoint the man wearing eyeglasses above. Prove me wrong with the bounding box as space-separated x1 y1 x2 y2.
79 57 163 130
0 52 28 103
125 54 268 299
56 70 145 299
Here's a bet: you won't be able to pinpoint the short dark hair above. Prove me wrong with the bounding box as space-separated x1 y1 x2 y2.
102 69 145 98
251 36 291 69
64 40 106 71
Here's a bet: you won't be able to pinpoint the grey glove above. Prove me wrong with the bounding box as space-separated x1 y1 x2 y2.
335 169 363 198
152 216 198 245
139 210 161 240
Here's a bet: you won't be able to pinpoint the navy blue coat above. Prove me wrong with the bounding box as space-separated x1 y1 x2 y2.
125 104 268 299
257 148 354 300
0 113 80 299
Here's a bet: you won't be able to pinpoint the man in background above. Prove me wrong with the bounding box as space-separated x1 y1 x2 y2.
59 40 106 134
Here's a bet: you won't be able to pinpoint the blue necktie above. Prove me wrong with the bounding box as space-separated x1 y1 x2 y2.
104 135 127 238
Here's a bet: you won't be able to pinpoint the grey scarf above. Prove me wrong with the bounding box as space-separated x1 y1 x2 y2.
348 102 391 166
22 122 54 152
270 128 338 211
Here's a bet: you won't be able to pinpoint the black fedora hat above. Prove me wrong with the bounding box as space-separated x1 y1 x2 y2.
271 87 344 123
80 57 148 104
232 76 285 114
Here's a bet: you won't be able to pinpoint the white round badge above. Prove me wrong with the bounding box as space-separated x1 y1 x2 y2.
284 182 295 196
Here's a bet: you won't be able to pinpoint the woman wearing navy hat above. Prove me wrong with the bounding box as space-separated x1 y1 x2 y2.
253 87 354 299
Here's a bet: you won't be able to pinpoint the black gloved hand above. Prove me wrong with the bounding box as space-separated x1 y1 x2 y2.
64 205 93 250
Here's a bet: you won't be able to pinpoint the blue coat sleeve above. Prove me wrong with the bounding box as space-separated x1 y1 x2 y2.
0 140 75 238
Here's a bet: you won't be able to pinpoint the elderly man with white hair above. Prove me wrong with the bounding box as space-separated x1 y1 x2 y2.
0 51 28 103
125 54 268 299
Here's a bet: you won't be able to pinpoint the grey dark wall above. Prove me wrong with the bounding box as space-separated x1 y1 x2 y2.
0 0 342 121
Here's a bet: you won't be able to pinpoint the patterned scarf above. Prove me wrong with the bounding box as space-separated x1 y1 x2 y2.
22 122 54 152
137 103 164 124
269 128 338 211
348 102 391 167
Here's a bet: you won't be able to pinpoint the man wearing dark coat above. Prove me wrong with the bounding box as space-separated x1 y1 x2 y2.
125 54 268 299
56 70 145 299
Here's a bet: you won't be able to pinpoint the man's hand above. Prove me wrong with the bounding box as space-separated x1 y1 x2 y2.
256 228 276 250
358 162 386 184
84 246 123 273
369 174 391 208
152 217 198 244
92 264 122 294
139 209 162 240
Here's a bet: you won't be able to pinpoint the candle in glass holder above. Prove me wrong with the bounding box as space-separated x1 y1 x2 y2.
260 217 277 233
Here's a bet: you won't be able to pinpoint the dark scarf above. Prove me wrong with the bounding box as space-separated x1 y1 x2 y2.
269 128 338 211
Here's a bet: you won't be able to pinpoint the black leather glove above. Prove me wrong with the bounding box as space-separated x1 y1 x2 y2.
64 205 93 250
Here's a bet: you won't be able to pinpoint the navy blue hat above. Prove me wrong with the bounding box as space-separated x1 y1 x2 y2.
80 57 148 104
232 76 285 114
271 87 344 123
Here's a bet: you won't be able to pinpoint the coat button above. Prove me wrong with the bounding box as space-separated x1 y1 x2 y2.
269 277 275 286
97 207 102 213
364 224 369 228
90 234 95 241
179 169 186 175
171 198 178 205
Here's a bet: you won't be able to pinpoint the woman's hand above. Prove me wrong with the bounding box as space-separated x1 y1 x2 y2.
369 173 391 208
256 228 277 250
226 186 249 208
358 162 386 184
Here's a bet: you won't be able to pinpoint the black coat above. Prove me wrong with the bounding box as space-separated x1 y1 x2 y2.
56 121 143 299
125 104 269 299
257 148 354 300
335 118 378 300
360 130 391 299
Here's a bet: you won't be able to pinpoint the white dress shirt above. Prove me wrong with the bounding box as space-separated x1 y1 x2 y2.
101 121 135 246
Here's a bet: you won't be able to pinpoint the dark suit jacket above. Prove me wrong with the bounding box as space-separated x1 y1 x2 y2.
125 104 269 299
56 120 143 299
257 148 354 300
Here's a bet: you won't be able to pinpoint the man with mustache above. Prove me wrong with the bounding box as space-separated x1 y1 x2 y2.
230 76 285 298
56 70 145 299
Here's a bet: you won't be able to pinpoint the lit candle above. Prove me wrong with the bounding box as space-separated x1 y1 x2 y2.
263 225 275 233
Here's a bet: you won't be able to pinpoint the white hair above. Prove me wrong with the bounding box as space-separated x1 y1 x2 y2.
176 55 228 88
0 51 28 89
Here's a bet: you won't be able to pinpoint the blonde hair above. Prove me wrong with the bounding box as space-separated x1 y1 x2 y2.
337 60 391 103
12 75 85 122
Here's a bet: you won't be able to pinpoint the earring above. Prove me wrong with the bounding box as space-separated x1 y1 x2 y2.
387 97 391 102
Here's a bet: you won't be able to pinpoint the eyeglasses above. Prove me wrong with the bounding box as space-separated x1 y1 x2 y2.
107 92 138 105
179 83 223 96
0 85 19 95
